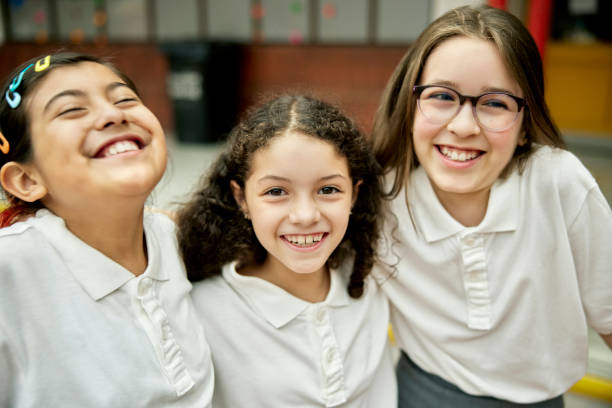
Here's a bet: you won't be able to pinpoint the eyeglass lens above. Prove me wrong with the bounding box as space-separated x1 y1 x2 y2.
417 86 520 131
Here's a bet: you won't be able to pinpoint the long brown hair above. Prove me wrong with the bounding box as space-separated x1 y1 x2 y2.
371 5 565 198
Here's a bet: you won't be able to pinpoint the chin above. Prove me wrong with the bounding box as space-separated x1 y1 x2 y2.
286 261 327 275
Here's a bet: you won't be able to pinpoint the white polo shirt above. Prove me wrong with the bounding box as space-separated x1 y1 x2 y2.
376 146 612 403
191 261 396 407
0 209 214 407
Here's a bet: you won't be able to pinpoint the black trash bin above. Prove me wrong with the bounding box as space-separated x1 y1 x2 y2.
161 42 243 143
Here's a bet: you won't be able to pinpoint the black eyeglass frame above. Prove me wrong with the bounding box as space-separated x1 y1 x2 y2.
412 84 527 131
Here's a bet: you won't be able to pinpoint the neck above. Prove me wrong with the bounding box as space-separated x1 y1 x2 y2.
434 187 490 227
51 200 148 276
242 257 331 303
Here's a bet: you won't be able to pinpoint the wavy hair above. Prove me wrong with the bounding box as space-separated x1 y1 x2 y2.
176 95 383 298
371 5 565 198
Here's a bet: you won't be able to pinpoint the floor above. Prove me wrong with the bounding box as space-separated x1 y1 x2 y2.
152 133 612 407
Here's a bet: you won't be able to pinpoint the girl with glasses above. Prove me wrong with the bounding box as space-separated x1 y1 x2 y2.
371 5 612 407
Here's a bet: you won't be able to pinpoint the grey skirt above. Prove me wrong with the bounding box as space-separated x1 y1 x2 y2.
397 352 564 408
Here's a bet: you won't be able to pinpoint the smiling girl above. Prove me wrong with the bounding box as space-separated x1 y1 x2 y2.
0 53 213 407
177 95 396 407
371 5 612 407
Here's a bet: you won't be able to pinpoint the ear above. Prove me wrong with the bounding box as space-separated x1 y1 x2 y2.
351 179 363 207
230 180 249 217
0 162 47 203
517 130 528 146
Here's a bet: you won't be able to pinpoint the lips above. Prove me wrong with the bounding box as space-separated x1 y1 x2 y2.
282 233 327 248
94 136 144 158
437 145 483 162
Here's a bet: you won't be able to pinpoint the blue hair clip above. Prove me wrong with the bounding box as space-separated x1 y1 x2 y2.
5 63 34 109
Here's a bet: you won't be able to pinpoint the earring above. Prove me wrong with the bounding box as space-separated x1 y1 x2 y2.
243 212 250 220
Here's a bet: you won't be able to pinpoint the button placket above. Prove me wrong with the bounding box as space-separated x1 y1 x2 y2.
311 306 347 407
459 233 492 330
136 276 194 396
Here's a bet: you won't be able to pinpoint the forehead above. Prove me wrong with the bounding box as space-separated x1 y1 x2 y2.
26 62 126 109
249 131 349 179
422 36 521 95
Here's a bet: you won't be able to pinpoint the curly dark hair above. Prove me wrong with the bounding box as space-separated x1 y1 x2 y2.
176 95 383 298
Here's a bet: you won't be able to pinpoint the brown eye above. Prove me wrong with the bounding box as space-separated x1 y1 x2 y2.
319 186 340 195
264 188 286 196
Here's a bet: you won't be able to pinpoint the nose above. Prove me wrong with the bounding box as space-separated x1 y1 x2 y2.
446 101 480 137
94 101 128 130
289 196 320 225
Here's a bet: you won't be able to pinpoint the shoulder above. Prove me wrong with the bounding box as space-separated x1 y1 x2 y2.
144 208 177 231
521 146 602 223
190 265 244 331
0 219 46 259
191 265 235 309
522 146 596 200
526 146 595 188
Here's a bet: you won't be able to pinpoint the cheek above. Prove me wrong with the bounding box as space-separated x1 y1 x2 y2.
488 128 522 156
412 115 441 157
248 203 280 236
327 200 353 227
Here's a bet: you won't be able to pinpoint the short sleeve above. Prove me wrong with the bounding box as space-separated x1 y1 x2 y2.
570 185 612 334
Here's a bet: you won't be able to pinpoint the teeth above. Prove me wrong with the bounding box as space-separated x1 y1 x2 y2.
285 233 323 247
102 140 139 157
440 146 479 162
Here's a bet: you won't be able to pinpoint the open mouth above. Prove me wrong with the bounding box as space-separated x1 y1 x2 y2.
282 233 327 248
437 145 483 162
94 137 144 158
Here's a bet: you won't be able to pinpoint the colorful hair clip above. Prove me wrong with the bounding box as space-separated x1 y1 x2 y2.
5 63 33 110
8 63 33 92
5 90 21 109
34 56 51 72
0 131 9 154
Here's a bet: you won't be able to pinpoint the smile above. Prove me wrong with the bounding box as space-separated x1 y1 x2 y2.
282 233 326 248
94 138 144 158
438 145 482 162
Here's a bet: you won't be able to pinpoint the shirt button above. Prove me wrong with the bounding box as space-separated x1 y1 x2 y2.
316 308 326 323
462 235 476 246
137 277 153 296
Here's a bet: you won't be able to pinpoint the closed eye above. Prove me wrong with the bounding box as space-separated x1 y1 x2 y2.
57 107 86 117
115 97 139 105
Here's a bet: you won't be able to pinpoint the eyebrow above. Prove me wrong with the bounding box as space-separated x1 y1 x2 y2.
256 173 348 184
43 82 131 113
427 80 518 95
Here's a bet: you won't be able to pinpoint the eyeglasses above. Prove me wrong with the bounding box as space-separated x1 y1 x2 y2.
413 85 527 132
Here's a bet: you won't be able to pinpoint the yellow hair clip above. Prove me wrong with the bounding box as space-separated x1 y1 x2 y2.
0 131 9 154
34 55 51 72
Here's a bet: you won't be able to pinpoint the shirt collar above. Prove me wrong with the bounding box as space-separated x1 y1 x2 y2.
222 261 351 329
409 165 520 243
31 209 168 300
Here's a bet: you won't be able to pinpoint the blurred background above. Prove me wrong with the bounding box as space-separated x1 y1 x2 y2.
0 0 610 405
